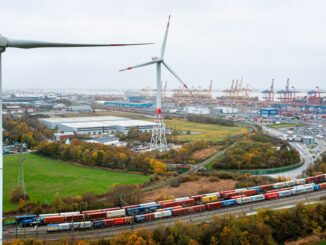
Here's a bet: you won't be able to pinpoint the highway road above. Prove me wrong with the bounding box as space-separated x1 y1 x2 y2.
4 189 326 241
262 126 324 179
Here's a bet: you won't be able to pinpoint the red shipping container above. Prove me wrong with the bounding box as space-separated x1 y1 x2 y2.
85 212 106 220
206 201 222 210
44 216 65 224
161 201 180 208
190 194 205 201
172 207 191 216
82 209 103 214
319 183 326 189
64 214 84 222
231 195 246 199
191 204 206 212
102 207 120 212
267 187 289 193
122 204 139 209
182 199 195 206
144 213 155 222
260 184 273 191
104 218 114 227
113 217 132 226
306 177 317 183
243 189 257 196
265 192 279 200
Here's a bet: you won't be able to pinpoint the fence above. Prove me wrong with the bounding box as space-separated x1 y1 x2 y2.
211 161 304 175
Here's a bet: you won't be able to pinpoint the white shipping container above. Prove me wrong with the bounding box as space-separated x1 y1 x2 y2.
174 197 190 202
73 221 92 229
107 209 126 218
250 194 265 202
273 182 286 189
305 185 314 192
278 190 291 197
162 210 172 217
154 212 163 219
140 202 156 207
47 224 59 232
58 223 70 231
60 212 80 216
295 178 306 185
291 187 306 195
39 213 60 218
284 180 296 187
236 197 251 204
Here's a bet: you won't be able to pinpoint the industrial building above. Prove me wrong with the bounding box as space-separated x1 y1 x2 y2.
260 108 279 117
39 116 154 135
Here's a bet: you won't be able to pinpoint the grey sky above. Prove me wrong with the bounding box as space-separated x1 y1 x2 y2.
1 0 326 91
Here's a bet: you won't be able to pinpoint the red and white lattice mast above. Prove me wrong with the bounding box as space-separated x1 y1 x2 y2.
120 16 191 151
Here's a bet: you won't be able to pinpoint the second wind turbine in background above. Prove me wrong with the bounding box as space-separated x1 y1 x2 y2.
120 15 192 152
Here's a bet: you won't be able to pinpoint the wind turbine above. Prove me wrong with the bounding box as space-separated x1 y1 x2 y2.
0 34 152 243
119 15 191 152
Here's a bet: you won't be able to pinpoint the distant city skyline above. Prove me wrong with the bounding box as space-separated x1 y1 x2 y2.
1 0 326 90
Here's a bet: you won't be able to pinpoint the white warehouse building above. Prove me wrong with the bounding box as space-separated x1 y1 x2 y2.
39 116 154 135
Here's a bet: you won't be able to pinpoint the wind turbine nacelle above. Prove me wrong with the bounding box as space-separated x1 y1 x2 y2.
0 35 8 50
151 57 159 61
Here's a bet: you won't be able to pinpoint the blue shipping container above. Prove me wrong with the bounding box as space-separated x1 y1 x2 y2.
221 199 237 207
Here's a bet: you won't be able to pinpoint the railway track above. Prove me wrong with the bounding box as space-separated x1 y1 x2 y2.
4 189 326 241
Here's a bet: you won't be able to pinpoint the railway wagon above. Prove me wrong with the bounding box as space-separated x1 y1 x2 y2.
190 194 205 201
265 192 279 200
236 196 252 204
85 211 106 220
64 214 84 222
107 209 126 218
191 204 206 212
135 213 155 223
250 194 265 202
125 204 161 216
153 210 172 219
319 182 326 189
206 201 222 210
160 198 195 208
221 199 237 207
15 215 37 225
278 190 291 197
201 195 218 203
44 216 65 224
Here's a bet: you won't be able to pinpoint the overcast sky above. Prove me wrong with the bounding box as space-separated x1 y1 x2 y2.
1 0 326 91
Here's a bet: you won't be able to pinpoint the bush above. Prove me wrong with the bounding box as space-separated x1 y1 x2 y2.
11 186 28 203
178 173 199 183
170 179 181 187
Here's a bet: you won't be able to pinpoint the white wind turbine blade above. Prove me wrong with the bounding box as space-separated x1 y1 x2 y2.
162 61 192 95
5 38 153 49
119 60 158 72
160 15 171 58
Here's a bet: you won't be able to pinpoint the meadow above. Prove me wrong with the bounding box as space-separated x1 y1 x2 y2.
164 118 248 142
4 154 150 212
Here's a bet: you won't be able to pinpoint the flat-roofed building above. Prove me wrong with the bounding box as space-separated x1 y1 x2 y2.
39 116 153 135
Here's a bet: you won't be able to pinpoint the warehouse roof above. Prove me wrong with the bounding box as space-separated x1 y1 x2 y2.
39 116 130 124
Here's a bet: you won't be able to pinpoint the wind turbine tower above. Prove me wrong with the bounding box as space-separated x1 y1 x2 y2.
120 16 191 152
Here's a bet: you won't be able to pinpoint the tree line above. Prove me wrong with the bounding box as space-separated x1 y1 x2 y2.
36 140 166 175
3 116 54 147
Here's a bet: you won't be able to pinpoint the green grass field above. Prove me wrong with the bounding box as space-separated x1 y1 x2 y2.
269 122 304 129
164 118 247 142
4 154 150 212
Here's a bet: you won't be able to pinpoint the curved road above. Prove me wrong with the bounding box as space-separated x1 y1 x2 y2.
4 190 326 241
262 126 324 179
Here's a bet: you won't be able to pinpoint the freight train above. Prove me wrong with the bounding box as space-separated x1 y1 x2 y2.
10 174 326 232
